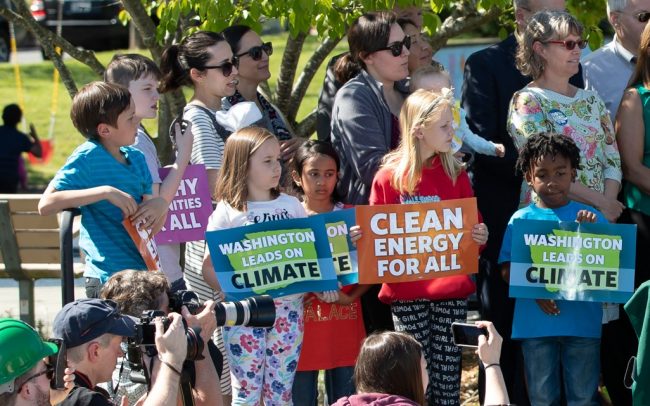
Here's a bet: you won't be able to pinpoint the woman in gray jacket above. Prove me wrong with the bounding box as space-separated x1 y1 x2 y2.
331 11 411 205
330 11 411 334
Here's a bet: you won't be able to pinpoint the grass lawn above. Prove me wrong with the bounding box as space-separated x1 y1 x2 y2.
0 32 348 189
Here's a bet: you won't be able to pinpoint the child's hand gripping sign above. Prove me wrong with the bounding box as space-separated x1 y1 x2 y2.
356 198 480 284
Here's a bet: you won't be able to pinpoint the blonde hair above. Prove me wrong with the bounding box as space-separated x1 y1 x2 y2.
516 10 583 79
382 88 462 195
216 127 280 211
410 63 449 92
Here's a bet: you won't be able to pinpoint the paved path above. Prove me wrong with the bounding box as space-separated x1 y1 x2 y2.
0 280 85 336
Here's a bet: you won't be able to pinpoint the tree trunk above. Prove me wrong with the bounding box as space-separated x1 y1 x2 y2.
2 2 104 77
295 110 317 139
119 0 163 62
275 32 307 114
286 35 341 124
429 6 501 52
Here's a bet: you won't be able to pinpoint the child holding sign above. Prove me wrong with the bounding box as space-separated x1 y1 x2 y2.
104 53 194 291
368 89 488 405
202 127 307 405
289 140 367 404
499 133 604 405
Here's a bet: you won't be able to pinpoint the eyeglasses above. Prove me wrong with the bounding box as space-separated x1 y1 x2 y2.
18 366 54 392
237 42 273 61
203 57 239 77
374 36 411 57
544 39 588 50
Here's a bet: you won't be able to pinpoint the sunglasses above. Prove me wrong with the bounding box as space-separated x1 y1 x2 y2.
203 57 239 77
18 366 54 392
237 42 273 61
636 11 650 22
544 39 588 50
375 36 411 57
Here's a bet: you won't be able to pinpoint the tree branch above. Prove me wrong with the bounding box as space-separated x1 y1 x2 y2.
4 0 104 76
295 109 317 139
275 32 307 114
287 35 341 123
429 5 501 52
0 8 77 96
119 0 163 63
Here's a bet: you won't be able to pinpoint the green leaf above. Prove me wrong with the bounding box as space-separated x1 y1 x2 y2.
430 0 444 14
118 9 129 24
422 12 441 35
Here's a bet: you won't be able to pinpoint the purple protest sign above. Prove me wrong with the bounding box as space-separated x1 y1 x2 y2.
154 164 213 245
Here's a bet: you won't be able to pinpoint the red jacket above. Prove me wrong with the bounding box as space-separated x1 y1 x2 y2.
369 157 482 303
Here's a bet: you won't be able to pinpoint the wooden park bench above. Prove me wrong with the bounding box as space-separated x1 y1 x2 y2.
0 194 82 325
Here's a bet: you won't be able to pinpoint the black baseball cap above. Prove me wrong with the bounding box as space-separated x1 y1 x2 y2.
52 299 136 348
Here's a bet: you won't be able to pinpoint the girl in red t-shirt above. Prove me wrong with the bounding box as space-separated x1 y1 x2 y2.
290 140 368 405
368 89 488 406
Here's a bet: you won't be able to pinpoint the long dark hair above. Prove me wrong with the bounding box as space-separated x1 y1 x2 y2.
159 31 227 93
334 11 396 84
354 331 425 405
291 140 342 202
222 24 253 55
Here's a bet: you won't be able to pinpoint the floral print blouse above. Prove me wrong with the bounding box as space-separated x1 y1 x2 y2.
507 86 622 206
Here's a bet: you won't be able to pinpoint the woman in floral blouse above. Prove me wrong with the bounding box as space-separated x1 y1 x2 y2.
507 10 623 222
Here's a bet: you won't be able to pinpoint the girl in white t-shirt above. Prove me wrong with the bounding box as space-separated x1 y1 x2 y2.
202 127 306 405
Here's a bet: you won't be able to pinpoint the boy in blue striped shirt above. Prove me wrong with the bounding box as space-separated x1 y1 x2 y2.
39 81 157 297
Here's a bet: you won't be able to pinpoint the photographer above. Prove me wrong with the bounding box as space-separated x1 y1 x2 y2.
100 270 223 406
0 319 74 406
52 298 186 406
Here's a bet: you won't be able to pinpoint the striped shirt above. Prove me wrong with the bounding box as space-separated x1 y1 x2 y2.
51 140 152 282
182 103 232 395
185 104 227 170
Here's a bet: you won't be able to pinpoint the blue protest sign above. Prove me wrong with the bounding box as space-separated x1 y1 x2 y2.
318 208 358 286
509 219 636 303
206 216 339 300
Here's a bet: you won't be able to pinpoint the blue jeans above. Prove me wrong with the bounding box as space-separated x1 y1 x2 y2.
292 367 355 405
521 336 600 406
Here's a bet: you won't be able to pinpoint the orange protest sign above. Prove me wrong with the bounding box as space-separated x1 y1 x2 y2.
356 198 479 284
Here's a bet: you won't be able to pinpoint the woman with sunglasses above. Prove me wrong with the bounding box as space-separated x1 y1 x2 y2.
222 25 302 181
160 30 239 405
508 11 623 221
330 11 411 337
331 11 411 207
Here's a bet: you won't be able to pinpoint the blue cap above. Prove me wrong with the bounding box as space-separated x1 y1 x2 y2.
52 299 136 348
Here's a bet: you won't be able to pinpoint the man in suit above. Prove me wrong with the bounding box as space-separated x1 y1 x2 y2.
461 0 584 404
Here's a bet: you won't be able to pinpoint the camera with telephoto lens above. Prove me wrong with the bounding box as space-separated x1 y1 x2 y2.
169 290 276 327
131 310 205 361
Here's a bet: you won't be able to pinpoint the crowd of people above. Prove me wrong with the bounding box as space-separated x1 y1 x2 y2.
2 0 650 405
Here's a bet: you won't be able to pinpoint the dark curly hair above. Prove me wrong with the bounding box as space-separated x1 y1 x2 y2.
516 132 582 176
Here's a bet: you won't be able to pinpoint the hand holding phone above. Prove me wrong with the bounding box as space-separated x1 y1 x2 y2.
451 322 488 348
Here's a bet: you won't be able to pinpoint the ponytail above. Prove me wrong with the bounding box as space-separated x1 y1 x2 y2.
159 45 190 93
334 53 362 84
159 31 227 93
